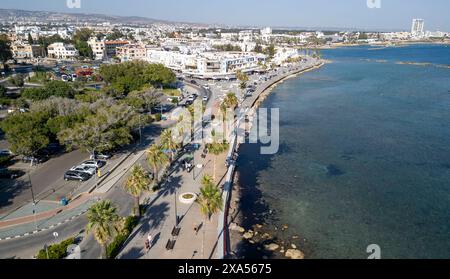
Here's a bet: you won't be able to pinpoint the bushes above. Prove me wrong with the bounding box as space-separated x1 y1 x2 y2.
106 216 139 259
21 81 75 101
36 237 75 259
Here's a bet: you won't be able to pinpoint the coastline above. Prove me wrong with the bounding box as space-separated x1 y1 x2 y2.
226 59 325 259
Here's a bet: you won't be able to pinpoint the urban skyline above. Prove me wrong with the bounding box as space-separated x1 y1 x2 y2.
0 0 449 32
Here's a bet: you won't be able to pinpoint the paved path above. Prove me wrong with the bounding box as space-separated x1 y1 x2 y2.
118 146 228 259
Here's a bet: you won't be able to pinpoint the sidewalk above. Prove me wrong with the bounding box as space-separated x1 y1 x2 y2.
0 193 100 240
118 145 229 259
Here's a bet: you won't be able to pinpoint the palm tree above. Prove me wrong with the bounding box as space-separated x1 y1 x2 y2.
221 92 239 139
124 165 151 217
196 175 223 220
86 200 120 259
161 129 179 162
207 130 229 182
146 144 169 183
223 92 239 110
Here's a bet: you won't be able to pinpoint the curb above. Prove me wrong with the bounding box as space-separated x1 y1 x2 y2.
0 198 100 242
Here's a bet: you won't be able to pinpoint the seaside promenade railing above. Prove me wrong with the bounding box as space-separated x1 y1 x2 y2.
216 59 324 259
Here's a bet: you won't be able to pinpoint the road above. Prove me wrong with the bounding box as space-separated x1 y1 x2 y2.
0 150 90 216
0 69 280 258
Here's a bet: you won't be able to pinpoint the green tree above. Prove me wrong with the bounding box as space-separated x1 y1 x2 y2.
0 84 6 98
58 104 137 156
196 175 223 220
161 129 179 162
21 81 75 101
28 33 34 45
10 74 25 87
0 111 50 158
146 144 169 183
0 34 13 70
236 70 249 90
124 165 151 217
86 200 120 259
207 130 229 182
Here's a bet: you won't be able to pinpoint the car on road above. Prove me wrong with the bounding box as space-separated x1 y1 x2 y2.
64 171 91 182
70 165 96 176
202 95 209 102
80 160 106 169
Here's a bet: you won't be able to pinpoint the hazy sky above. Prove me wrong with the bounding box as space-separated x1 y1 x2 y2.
1 0 449 31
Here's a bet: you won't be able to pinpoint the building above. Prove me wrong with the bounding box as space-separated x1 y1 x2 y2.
47 42 79 60
87 37 106 60
146 49 197 71
104 40 130 58
411 19 425 38
116 44 147 62
11 42 45 59
194 52 266 78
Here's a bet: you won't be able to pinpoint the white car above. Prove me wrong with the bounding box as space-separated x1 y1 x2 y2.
70 165 96 176
202 95 208 102
80 160 106 169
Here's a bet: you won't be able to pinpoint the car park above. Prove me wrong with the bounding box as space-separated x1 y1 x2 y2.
64 171 90 182
70 165 96 176
80 160 106 169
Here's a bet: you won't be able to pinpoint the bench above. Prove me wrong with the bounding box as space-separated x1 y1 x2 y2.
171 226 181 237
165 239 176 250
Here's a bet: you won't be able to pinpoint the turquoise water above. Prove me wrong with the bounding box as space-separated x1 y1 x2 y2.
237 44 450 259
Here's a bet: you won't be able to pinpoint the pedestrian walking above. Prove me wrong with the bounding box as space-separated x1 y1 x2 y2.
147 233 152 248
144 239 150 253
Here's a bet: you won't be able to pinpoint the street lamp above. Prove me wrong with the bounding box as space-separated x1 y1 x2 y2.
28 171 38 230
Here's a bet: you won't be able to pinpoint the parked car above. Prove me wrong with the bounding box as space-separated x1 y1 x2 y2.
0 149 12 157
80 160 106 169
70 165 96 176
22 155 49 165
0 168 25 179
90 153 112 160
64 171 90 182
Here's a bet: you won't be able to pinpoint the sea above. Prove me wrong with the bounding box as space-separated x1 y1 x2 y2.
236 44 450 259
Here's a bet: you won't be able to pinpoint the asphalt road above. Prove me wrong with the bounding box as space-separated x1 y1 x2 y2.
0 150 90 215
0 80 219 258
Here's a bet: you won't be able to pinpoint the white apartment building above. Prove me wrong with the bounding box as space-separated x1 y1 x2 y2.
47 42 79 60
273 47 301 65
87 37 106 60
146 49 197 71
411 19 425 38
195 52 266 77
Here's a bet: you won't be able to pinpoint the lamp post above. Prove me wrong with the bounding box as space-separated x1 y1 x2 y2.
28 171 38 230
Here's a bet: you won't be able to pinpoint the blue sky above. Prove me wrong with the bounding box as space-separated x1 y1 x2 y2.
1 0 449 31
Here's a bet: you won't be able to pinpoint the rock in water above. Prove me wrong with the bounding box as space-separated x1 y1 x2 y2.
243 231 254 240
264 243 280 251
285 249 305 260
230 223 245 233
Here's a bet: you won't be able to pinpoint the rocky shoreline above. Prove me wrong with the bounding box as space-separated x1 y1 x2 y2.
227 61 325 259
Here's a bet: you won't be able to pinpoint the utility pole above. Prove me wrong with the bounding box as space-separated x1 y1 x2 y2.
28 171 38 230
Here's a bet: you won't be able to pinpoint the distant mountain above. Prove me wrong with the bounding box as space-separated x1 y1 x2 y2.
0 8 205 26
